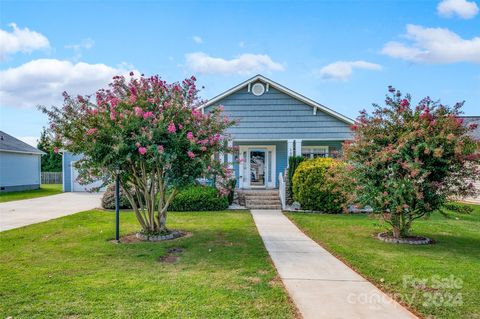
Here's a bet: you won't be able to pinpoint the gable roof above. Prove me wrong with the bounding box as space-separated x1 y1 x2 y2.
0 131 45 155
197 74 354 125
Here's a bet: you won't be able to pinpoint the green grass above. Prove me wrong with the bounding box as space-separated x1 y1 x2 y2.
287 204 480 319
0 184 62 203
0 210 296 319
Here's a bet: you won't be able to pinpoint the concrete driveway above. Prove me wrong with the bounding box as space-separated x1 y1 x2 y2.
0 192 103 232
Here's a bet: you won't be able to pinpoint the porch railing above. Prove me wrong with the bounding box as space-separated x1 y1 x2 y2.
278 172 286 210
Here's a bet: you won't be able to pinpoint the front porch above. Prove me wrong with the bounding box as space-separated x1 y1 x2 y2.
225 139 343 190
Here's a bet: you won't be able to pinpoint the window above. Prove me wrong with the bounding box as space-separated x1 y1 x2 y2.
301 146 329 159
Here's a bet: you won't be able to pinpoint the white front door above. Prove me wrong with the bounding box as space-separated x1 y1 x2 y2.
239 145 276 189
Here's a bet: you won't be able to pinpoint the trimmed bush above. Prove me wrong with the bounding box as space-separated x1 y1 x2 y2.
288 156 305 200
101 184 134 209
169 185 229 211
292 157 353 213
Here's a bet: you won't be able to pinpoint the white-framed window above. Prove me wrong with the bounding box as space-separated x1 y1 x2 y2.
301 146 329 159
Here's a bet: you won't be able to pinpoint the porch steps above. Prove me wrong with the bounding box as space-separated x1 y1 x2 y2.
238 190 282 210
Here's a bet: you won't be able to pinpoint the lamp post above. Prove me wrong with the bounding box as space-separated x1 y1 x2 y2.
115 169 120 242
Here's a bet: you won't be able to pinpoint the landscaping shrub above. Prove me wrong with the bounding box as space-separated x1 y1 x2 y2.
443 202 473 214
226 178 236 205
101 184 134 209
292 157 353 213
169 185 229 211
288 156 305 199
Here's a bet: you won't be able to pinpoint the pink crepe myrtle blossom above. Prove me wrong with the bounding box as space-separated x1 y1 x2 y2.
187 151 195 159
53 147 59 154
178 124 183 130
134 106 143 117
187 131 194 140
400 99 409 107
86 128 97 135
143 111 154 119
167 122 176 133
157 145 164 153
138 147 147 155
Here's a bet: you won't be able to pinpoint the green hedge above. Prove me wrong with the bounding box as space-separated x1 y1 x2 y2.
292 157 350 213
169 185 229 211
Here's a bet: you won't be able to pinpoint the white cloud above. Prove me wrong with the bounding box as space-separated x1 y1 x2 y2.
437 0 479 19
318 60 382 81
0 59 137 108
0 23 50 60
65 38 94 51
382 24 480 64
65 38 95 61
18 136 39 147
185 52 285 75
193 36 203 44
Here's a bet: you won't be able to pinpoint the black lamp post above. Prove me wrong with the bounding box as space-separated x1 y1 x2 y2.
115 169 120 242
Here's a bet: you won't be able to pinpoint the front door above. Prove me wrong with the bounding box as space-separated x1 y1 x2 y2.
250 150 266 187
239 145 276 189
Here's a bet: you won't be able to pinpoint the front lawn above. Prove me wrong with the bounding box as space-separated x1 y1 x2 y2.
0 184 62 203
287 204 480 319
0 210 296 318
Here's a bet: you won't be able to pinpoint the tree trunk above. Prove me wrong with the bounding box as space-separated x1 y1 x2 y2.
392 226 401 239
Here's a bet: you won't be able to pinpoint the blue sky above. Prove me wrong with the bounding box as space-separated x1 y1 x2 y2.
1 0 479 146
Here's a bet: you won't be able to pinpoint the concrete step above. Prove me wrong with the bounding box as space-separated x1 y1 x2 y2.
246 200 281 207
247 204 282 209
244 195 280 200
238 190 279 196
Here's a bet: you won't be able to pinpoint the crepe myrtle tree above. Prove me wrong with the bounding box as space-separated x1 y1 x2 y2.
344 86 479 239
40 73 236 234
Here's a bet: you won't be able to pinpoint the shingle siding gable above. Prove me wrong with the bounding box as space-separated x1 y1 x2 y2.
205 85 353 140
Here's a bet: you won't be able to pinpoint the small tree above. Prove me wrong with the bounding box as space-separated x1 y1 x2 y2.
40 74 235 234
37 127 62 172
344 87 479 238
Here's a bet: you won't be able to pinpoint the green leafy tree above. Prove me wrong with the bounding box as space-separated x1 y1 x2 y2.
344 87 479 238
37 128 62 172
40 74 235 234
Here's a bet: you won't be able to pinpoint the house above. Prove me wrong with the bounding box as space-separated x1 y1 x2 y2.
0 131 45 192
62 74 353 193
61 152 104 192
199 74 354 189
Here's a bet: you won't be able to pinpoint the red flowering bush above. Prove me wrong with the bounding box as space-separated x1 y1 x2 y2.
344 87 479 239
40 74 235 234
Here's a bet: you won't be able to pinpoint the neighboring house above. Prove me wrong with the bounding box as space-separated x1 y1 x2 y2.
199 74 354 189
62 74 353 192
462 116 480 203
61 152 104 192
0 131 45 193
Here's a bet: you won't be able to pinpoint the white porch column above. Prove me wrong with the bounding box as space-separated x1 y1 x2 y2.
227 140 233 170
294 139 302 157
287 139 294 167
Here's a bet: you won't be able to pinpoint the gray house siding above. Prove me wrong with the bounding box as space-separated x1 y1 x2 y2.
204 85 353 140
0 151 41 192
62 152 83 192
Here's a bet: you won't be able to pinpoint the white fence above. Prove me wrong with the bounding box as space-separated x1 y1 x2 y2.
278 172 286 210
41 172 62 184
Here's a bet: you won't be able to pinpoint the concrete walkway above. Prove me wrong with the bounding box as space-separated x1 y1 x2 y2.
0 193 102 232
251 210 417 319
